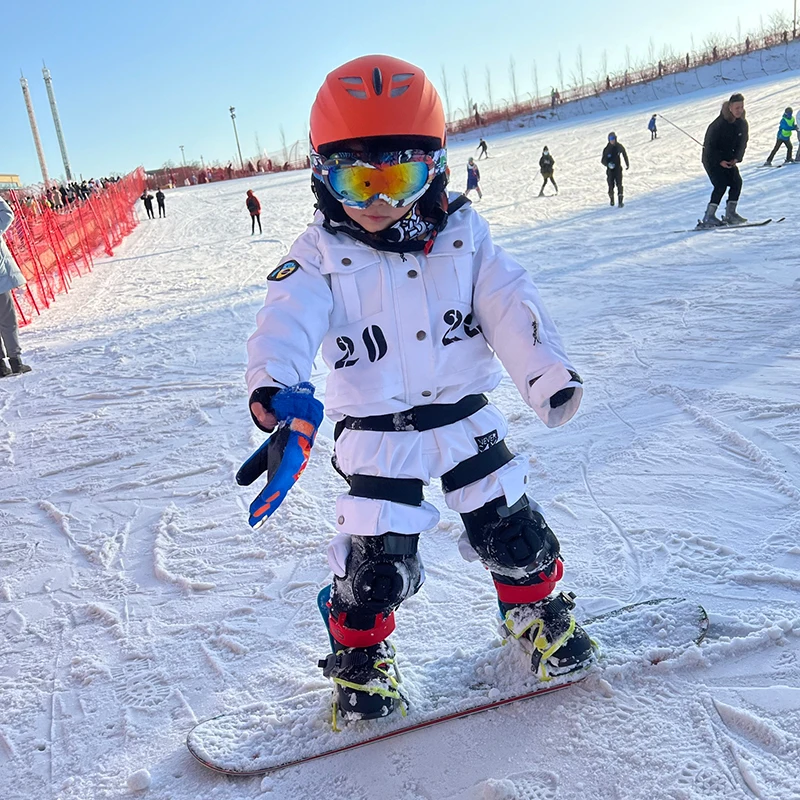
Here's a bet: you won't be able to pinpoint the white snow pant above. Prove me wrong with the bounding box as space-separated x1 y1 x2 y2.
327 402 530 577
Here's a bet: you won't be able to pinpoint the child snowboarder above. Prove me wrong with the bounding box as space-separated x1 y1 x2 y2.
648 114 657 140
465 157 482 199
246 189 262 234
246 55 594 722
601 132 629 207
538 146 558 196
700 92 749 227
764 107 797 165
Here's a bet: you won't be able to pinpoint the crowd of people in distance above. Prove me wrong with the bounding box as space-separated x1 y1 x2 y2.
18 176 123 216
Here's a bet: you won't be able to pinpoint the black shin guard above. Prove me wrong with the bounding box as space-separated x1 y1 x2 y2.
330 533 423 637
460 495 560 583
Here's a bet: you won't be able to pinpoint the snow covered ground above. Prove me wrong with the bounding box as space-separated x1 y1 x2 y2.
3 65 800 800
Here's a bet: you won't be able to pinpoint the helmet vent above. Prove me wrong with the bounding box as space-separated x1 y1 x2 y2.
392 73 414 82
390 85 409 97
339 76 368 99
372 67 383 95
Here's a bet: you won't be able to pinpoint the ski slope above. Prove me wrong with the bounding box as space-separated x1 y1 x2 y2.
3 68 800 800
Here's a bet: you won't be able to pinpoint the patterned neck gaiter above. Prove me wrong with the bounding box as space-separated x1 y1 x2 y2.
323 202 440 254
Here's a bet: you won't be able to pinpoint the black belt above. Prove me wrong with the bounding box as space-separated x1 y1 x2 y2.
340 393 488 434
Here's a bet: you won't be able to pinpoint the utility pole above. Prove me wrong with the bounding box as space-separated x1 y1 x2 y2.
20 73 50 188
179 145 186 167
42 64 73 182
229 106 244 169
795 0 798 39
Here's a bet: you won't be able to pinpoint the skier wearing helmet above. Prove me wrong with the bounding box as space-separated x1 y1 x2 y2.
465 156 482 199
764 107 797 165
601 132 629 207
245 54 594 723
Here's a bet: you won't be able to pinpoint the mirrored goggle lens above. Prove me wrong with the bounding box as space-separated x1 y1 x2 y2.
326 160 432 206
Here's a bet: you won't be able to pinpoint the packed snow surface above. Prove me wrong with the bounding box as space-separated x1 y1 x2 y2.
3 61 800 800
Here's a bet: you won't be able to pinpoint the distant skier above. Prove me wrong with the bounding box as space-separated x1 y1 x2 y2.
700 92 749 227
246 190 262 234
476 138 489 159
465 157 482 199
155 188 166 218
648 115 658 140
601 132 629 207
538 146 558 196
764 107 797 165
140 190 155 220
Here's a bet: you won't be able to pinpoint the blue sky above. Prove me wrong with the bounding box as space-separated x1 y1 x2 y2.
2 0 792 184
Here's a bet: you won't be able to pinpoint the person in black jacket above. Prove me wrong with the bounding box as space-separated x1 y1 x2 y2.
140 190 155 220
601 132 629 207
700 93 749 227
538 147 558 196
155 188 166 218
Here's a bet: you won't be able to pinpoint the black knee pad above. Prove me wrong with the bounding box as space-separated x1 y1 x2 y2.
461 496 560 579
331 533 423 628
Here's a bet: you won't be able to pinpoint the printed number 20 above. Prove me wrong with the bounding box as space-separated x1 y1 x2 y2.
334 325 388 369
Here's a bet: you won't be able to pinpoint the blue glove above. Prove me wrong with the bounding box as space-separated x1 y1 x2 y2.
237 382 324 528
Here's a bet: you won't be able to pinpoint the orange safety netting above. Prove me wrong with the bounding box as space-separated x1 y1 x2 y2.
7 168 146 327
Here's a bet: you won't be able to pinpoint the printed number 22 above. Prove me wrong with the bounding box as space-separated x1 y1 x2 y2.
442 309 482 346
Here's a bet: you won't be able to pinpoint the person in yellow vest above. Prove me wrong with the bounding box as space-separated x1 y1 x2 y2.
764 108 798 166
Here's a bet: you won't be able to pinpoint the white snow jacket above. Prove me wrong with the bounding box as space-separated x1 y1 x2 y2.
246 201 582 426
0 198 26 295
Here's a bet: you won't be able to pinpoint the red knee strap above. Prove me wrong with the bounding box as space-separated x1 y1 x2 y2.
493 559 563 604
329 608 396 648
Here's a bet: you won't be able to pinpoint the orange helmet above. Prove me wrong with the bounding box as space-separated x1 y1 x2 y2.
310 55 446 153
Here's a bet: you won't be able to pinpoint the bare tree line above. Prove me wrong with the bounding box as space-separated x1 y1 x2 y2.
441 10 794 126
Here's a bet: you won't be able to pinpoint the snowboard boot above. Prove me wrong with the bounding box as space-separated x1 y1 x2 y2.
500 591 595 680
722 200 747 226
0 359 11 378
618 195 625 208
8 357 31 375
318 640 403 723
700 202 724 228
609 195 615 206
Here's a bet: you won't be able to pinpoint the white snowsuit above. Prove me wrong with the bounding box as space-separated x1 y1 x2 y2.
246 201 582 573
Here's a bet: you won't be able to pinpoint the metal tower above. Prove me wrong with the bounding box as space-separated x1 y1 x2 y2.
20 73 50 188
42 65 73 182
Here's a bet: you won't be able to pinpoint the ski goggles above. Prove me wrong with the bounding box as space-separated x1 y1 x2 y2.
312 148 447 208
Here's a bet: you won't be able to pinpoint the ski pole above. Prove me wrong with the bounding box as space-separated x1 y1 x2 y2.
658 114 704 147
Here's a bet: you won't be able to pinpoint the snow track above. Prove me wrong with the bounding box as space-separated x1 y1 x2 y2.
2 66 800 799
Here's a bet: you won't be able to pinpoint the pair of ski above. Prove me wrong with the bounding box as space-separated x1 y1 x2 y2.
186 596 708 777
671 217 785 234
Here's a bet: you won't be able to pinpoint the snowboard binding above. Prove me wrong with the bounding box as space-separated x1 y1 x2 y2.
500 591 596 680
318 640 406 728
